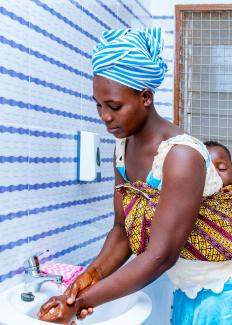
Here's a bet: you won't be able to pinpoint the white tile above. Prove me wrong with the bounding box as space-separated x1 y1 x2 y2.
0 0 154 291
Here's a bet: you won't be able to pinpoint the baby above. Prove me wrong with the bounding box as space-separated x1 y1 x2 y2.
204 141 232 187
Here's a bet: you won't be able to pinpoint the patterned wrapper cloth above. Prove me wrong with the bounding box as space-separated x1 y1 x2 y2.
116 182 232 324
116 182 232 261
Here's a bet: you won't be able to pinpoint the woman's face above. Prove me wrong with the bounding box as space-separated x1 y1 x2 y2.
93 75 148 138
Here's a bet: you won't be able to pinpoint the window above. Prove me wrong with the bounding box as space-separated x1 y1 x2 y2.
174 5 232 154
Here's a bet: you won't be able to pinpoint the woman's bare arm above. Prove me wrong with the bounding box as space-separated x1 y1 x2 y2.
75 145 206 309
83 156 132 278
38 156 132 322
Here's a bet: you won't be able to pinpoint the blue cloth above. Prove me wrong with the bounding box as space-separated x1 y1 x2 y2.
92 28 168 92
117 166 161 189
172 279 232 325
117 166 129 182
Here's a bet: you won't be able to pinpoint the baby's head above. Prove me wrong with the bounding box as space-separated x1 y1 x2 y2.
204 141 232 187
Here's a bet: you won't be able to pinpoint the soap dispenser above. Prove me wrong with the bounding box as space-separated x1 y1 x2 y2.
77 131 101 182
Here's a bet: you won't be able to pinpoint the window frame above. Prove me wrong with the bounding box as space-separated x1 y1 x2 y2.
174 4 232 126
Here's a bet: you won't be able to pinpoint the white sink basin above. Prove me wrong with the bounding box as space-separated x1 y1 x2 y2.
0 282 152 325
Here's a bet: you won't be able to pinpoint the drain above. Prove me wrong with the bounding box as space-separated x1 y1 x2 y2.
21 292 35 302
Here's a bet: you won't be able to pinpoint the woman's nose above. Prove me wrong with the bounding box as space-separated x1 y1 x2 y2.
100 107 113 123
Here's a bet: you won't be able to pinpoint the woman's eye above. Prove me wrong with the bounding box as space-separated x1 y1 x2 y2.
109 105 121 110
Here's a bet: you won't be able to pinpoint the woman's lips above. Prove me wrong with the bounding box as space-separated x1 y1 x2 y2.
107 126 119 134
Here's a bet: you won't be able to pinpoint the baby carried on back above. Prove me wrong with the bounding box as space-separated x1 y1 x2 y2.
117 141 232 261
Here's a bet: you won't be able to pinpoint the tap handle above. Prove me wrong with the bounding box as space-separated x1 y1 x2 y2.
23 249 49 271
35 249 49 258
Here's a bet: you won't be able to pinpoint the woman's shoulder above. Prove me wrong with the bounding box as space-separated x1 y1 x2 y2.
161 133 208 156
153 133 223 196
161 133 211 164
166 133 206 148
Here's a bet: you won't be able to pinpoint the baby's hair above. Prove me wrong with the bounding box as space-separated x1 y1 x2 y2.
204 140 231 161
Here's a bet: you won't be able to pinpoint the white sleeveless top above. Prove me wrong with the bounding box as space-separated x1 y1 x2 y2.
116 133 222 195
116 134 232 298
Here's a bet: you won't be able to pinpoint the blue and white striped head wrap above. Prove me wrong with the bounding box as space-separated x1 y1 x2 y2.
92 27 168 93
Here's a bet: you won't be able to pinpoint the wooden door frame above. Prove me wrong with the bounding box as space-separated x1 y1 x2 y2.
174 4 232 126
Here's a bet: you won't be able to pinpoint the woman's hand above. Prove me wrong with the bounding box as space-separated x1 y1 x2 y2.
37 293 93 324
37 294 77 324
37 267 101 323
65 267 102 306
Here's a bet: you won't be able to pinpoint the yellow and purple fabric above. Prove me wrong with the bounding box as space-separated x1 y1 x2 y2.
116 182 232 324
116 181 232 261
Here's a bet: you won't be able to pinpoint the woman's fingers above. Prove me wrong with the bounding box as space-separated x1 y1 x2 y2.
88 307 93 314
38 306 61 322
64 284 72 297
76 307 93 319
37 294 78 324
66 282 80 305
37 297 58 319
77 309 88 319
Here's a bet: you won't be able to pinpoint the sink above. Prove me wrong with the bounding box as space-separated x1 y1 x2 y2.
0 282 152 325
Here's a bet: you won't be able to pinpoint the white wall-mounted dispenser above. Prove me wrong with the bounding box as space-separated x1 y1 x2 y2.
77 131 101 182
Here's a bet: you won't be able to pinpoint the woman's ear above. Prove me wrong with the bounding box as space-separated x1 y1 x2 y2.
141 89 153 107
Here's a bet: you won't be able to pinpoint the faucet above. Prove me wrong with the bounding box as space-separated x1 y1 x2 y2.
23 250 63 293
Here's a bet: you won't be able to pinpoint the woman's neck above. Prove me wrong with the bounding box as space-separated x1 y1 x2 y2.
129 109 182 145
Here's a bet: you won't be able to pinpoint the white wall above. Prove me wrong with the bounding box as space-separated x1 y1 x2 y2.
151 0 232 15
0 0 152 293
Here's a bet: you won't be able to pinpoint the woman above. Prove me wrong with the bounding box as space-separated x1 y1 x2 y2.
38 28 232 325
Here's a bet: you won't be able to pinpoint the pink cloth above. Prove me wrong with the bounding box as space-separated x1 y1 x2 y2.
41 263 84 287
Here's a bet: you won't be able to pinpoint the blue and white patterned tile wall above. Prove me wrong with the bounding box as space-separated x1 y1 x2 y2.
0 0 153 292
152 14 175 122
